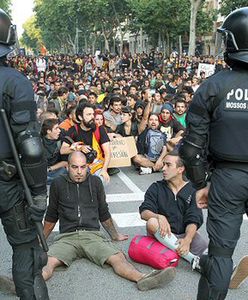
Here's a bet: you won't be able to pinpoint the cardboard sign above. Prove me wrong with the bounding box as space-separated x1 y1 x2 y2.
197 63 215 78
108 136 137 168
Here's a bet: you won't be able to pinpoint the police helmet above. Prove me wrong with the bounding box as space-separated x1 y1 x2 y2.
217 7 248 65
0 9 16 57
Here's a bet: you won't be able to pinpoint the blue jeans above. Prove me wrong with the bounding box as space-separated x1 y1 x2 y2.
47 167 67 185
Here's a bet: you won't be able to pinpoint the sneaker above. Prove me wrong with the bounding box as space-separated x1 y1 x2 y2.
0 275 16 295
139 167 152 175
191 256 202 273
107 167 120 176
137 267 176 291
229 256 248 289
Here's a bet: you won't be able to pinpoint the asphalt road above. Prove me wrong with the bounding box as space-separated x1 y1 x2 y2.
1 166 248 300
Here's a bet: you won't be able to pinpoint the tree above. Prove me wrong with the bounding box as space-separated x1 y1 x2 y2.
20 16 42 52
0 0 11 15
219 0 247 16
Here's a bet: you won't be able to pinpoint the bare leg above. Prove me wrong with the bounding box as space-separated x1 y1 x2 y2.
42 256 64 281
106 252 144 282
106 252 176 291
132 155 155 168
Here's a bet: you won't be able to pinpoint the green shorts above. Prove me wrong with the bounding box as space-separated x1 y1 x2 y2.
48 230 120 267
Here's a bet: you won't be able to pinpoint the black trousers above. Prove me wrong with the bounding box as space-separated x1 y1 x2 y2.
197 168 248 299
0 179 48 299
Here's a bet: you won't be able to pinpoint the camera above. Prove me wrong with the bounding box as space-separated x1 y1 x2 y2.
85 149 97 164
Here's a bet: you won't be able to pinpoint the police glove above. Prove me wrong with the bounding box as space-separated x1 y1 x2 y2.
28 194 47 223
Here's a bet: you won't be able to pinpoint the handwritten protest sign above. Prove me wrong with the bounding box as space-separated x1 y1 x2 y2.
109 136 137 168
197 63 215 78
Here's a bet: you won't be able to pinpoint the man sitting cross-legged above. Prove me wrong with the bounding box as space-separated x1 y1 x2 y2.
42 151 176 291
139 150 208 270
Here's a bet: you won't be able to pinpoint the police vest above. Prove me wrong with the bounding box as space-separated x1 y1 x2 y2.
0 65 35 159
0 66 14 158
209 69 248 162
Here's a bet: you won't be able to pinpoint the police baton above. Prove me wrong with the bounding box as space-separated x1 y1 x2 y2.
0 109 48 252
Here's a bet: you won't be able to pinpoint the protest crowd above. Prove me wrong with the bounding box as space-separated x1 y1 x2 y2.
8 52 227 181
3 48 248 299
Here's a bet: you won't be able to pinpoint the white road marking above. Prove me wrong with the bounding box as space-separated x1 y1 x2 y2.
112 212 146 228
106 192 144 203
52 213 248 232
117 170 143 193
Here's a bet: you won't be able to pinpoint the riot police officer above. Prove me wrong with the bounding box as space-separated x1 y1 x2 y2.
0 9 49 299
179 7 248 300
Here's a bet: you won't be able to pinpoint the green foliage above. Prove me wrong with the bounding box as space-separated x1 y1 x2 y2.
196 3 217 35
20 16 42 51
219 0 247 17
32 0 217 53
0 0 11 16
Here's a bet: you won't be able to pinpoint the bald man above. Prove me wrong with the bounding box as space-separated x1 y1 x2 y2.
42 151 176 291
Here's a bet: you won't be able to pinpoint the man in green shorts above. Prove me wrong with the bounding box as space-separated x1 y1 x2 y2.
42 151 176 291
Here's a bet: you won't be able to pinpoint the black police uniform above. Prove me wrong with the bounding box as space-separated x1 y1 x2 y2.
0 60 49 299
180 67 248 299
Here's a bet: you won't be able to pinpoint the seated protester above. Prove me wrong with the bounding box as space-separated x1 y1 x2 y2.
59 105 77 133
94 109 105 128
88 91 98 106
159 103 185 151
103 95 123 132
38 110 59 132
134 101 145 125
94 110 120 176
173 98 187 128
115 106 138 138
60 102 111 184
126 94 138 111
165 75 182 95
139 150 208 269
42 151 176 291
132 113 167 175
41 118 67 184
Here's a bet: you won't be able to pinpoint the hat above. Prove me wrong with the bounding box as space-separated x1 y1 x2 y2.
68 92 76 102
135 101 145 110
161 102 174 113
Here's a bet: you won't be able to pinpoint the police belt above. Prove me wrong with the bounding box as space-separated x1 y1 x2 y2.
215 161 248 170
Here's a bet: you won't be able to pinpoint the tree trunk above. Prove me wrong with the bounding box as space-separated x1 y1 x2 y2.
119 33 124 57
166 32 170 57
158 31 162 51
91 34 97 54
140 27 143 53
179 35 182 56
188 0 202 56
84 35 88 53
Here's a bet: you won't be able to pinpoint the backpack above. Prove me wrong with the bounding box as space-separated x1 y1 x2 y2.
128 235 179 269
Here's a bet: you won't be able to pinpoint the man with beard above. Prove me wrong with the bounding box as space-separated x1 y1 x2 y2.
173 98 187 128
60 102 110 183
103 95 123 132
133 113 168 174
159 103 185 151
